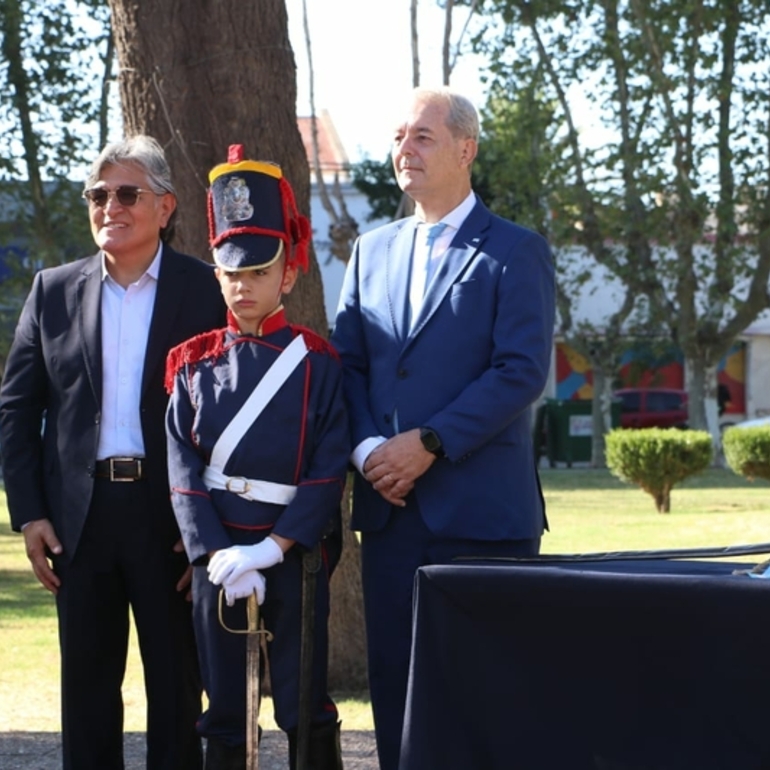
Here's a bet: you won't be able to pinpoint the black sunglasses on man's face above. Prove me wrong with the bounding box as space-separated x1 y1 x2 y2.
82 185 158 208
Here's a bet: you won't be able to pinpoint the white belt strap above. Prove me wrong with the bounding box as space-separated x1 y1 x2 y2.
202 466 298 505
203 333 308 504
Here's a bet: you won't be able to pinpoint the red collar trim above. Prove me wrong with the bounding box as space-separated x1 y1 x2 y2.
226 306 288 337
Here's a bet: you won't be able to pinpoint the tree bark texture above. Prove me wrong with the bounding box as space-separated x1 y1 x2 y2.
327 481 368 691
107 0 325 330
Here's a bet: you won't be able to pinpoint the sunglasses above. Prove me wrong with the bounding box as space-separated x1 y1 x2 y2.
82 186 158 208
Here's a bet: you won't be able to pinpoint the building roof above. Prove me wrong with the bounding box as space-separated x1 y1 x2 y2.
297 110 350 180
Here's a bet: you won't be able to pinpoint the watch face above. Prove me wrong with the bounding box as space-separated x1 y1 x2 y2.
421 428 442 453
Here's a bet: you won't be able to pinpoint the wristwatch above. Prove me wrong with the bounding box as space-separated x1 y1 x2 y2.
419 427 445 458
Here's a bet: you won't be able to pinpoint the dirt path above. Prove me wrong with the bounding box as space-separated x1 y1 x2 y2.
0 730 379 769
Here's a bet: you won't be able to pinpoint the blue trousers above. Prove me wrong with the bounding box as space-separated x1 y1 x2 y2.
192 545 338 746
361 499 540 770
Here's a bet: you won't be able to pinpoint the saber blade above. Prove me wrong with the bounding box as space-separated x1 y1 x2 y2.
246 592 261 770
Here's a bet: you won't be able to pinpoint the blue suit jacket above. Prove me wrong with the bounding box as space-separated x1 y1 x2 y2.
331 196 555 541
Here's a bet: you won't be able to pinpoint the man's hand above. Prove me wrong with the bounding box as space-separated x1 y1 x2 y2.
363 428 435 505
207 537 284 586
23 519 62 594
173 539 194 602
222 569 267 607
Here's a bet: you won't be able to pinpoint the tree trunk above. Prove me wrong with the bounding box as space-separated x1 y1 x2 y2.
687 356 721 442
107 0 324 328
107 0 365 689
654 486 671 514
327 480 368 692
590 365 613 469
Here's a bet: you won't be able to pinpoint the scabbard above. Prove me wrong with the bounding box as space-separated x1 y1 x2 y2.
296 543 323 770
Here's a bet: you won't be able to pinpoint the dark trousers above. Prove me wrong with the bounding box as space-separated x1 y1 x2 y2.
360 499 541 770
55 479 202 770
192 545 338 745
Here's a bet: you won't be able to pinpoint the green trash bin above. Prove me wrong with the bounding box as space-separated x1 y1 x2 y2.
541 398 620 467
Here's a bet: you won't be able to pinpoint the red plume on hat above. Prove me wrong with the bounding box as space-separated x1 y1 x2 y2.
207 144 310 273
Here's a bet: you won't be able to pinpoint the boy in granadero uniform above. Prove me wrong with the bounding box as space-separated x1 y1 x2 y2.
165 145 348 770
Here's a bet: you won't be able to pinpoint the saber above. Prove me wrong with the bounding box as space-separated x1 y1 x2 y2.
219 589 273 770
296 543 322 770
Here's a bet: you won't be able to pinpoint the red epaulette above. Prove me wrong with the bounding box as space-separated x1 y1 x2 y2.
164 329 227 394
290 325 340 362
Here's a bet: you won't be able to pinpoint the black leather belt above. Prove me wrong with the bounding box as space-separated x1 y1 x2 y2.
93 457 144 482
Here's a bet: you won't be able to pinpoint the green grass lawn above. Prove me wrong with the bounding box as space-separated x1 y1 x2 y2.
541 466 770 554
2 467 769 732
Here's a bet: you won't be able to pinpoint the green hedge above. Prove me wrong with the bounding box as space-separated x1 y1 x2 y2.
723 426 770 483
605 428 713 513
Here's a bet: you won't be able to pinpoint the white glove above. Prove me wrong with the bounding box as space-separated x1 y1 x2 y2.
208 538 284 586
221 569 267 607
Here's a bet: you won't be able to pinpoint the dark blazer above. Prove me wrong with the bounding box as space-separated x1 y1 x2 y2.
332 196 555 541
0 245 226 561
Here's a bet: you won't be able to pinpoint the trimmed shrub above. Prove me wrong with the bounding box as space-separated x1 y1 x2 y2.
605 428 713 513
723 426 770 483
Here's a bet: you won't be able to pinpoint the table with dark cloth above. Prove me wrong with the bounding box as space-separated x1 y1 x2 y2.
400 558 770 770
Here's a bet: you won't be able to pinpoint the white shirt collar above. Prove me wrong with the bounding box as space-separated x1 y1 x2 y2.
419 190 476 233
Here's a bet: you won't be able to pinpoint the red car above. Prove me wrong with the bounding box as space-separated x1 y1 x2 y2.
613 387 689 429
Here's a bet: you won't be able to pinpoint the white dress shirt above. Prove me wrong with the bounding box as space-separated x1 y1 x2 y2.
407 192 476 329
95 246 162 460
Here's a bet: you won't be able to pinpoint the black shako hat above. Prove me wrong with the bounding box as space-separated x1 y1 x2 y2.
207 144 310 272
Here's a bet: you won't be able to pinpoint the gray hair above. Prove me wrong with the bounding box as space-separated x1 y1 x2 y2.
85 135 177 241
412 86 480 142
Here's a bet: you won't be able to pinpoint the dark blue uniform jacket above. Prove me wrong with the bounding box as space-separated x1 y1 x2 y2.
165 309 348 564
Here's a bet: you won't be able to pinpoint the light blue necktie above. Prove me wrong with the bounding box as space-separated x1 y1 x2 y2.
424 222 448 291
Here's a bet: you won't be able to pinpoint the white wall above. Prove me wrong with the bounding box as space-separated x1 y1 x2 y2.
745 333 770 419
307 181 390 326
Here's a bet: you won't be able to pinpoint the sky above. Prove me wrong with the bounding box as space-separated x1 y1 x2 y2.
284 0 490 164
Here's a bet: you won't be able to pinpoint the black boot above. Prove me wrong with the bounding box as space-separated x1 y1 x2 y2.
204 737 246 770
309 720 344 770
288 720 344 770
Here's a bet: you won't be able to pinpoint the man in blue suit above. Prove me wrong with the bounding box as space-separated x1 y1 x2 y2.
331 86 555 770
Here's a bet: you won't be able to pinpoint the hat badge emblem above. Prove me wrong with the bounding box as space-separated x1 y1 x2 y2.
220 177 254 222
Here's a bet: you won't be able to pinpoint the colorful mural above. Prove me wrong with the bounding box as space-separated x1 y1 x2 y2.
554 341 746 415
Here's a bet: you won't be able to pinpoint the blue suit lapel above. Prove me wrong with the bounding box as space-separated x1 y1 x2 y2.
385 218 418 343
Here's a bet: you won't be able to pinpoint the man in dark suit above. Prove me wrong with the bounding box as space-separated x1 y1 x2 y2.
0 135 226 770
331 86 555 770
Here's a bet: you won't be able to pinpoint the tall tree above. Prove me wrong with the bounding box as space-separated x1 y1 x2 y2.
106 0 366 689
475 81 653 466
475 0 770 440
300 0 359 267
296 0 367 688
107 0 324 329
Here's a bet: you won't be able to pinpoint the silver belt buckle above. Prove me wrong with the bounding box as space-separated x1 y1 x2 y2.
110 456 141 482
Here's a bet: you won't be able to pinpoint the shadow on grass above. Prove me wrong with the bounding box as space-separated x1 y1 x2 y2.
0 508 57 622
540 467 767 492
0 568 56 622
